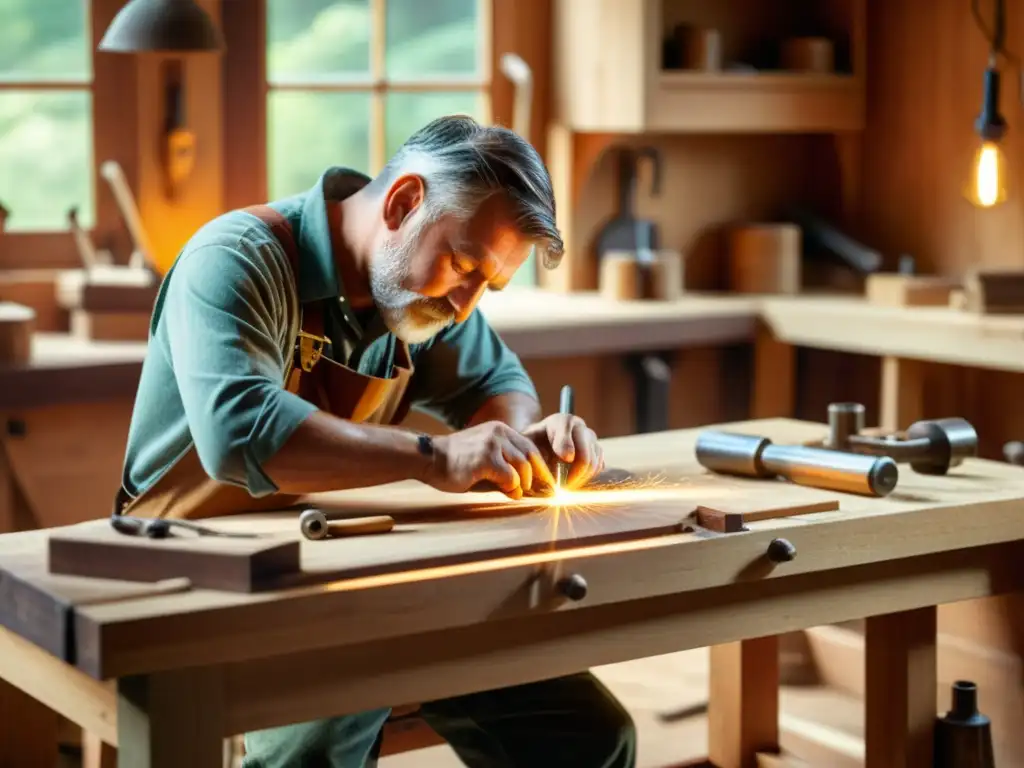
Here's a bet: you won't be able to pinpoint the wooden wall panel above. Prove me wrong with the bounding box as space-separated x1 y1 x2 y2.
860 0 1024 276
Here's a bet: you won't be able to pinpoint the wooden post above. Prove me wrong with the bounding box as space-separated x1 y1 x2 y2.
117 668 225 768
708 636 780 768
865 606 937 768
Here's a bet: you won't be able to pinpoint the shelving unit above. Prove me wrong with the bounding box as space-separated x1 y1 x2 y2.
541 0 866 292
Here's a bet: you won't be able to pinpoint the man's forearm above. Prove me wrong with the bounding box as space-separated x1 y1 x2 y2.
262 410 433 495
467 391 542 432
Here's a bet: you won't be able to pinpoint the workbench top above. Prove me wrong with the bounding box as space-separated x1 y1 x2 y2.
2 417 1024 685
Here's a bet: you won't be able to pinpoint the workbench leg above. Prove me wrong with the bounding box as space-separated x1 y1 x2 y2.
879 357 926 432
708 636 780 768
751 323 795 419
865 606 937 768
83 730 117 768
117 668 225 768
0 676 58 767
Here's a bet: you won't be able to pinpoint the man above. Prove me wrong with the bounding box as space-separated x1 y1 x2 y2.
117 114 637 767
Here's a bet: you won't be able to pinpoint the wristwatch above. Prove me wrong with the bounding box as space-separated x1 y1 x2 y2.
416 433 434 457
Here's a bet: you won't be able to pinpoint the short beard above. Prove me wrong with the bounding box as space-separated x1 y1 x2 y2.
369 211 454 344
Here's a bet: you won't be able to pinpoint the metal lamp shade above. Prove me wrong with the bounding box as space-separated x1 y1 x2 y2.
99 0 225 53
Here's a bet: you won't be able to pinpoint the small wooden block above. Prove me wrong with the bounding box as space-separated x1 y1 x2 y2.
865 274 959 307
56 269 158 313
696 498 839 533
0 301 35 364
70 309 151 342
47 520 300 593
728 224 801 295
962 269 1024 314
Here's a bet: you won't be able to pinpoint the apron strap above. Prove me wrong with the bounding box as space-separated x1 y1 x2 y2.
242 204 328 374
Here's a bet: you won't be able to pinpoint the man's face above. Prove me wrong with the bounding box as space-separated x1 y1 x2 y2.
370 176 532 344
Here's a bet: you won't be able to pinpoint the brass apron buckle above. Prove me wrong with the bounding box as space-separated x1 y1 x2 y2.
297 331 331 372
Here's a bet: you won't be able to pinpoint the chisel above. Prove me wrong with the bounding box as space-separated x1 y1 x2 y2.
556 384 575 489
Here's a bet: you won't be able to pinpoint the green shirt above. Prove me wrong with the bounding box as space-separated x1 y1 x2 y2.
122 168 537 498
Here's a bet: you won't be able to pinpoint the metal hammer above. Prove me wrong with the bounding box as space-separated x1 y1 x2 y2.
824 402 977 475
696 430 899 497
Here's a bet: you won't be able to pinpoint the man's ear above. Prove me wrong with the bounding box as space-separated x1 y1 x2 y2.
382 174 425 231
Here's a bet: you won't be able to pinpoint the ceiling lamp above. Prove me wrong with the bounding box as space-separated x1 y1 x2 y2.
98 0 225 54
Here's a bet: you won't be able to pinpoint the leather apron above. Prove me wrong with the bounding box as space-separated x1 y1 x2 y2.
112 205 415 521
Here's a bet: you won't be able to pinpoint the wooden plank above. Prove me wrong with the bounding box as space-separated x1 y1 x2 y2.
49 523 300 593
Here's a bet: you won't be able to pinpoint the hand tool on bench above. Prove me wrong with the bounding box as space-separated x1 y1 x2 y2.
100 159 156 272
109 513 260 539
695 430 899 497
500 53 533 140
68 206 113 270
298 508 395 540
823 402 977 475
1004 441 1024 466
556 384 575 489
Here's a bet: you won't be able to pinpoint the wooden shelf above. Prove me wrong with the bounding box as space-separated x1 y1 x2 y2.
552 0 866 135
650 71 863 133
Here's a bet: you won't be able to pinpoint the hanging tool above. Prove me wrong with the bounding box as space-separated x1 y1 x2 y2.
162 59 197 200
695 430 899 497
595 146 663 260
99 159 157 272
298 509 395 540
556 385 575 488
500 53 533 140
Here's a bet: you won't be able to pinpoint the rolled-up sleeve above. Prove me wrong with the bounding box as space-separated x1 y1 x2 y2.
161 243 318 495
408 308 538 429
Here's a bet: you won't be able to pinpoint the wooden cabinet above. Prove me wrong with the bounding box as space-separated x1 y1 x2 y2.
553 0 866 134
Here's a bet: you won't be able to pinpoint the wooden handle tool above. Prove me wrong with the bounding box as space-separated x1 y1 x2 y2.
99 160 155 271
299 509 395 541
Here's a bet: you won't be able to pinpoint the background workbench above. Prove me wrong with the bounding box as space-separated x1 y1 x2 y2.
2 418 1023 768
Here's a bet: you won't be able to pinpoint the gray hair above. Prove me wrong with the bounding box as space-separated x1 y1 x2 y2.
372 114 564 270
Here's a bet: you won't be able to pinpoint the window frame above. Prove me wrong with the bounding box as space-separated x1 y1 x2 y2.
0 0 140 271
222 0 501 209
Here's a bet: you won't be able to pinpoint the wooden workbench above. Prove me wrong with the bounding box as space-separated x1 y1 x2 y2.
2 417 1023 768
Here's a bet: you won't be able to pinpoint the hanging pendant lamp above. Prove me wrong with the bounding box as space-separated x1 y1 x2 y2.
98 0 225 54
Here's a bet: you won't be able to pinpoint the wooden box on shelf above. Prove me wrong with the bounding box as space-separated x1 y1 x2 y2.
56 266 159 343
553 0 866 134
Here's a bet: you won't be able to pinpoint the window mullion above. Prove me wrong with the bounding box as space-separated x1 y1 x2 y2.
370 0 387 174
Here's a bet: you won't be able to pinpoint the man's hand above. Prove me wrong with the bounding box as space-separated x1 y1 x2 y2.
428 421 557 500
521 413 605 491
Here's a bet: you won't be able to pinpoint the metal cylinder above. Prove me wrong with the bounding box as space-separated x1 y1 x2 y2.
760 444 898 497
825 402 866 450
905 417 978 475
694 431 773 478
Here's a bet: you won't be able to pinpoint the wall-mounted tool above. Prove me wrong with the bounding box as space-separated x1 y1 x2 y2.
500 53 533 141
596 146 663 261
823 402 977 476
695 430 899 497
100 160 157 273
161 59 197 199
298 509 395 540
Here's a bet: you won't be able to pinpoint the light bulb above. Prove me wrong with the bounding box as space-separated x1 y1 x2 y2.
966 140 1008 208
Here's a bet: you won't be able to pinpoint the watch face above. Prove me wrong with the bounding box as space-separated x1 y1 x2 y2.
417 434 434 455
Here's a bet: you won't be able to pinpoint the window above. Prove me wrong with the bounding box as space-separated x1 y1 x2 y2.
0 0 93 233
265 0 490 199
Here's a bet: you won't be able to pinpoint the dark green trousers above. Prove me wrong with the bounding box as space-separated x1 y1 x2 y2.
242 671 636 768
